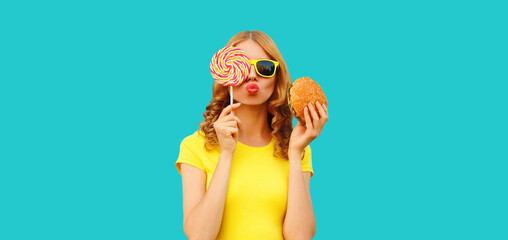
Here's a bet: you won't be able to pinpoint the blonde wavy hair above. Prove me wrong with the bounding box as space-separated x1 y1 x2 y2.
199 30 293 159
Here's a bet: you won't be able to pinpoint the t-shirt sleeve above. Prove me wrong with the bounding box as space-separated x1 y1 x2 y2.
301 145 313 178
175 134 206 175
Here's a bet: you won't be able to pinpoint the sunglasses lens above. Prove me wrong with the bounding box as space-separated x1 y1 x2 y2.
256 61 276 76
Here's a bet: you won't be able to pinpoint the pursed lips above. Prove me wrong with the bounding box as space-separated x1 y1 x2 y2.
246 83 259 94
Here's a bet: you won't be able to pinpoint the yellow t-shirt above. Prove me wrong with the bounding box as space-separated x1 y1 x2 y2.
175 130 313 240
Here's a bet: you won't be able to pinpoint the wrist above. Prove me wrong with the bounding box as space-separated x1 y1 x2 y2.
220 150 234 161
288 145 303 155
288 148 304 161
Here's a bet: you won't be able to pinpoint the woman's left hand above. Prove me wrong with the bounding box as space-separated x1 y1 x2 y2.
289 101 329 155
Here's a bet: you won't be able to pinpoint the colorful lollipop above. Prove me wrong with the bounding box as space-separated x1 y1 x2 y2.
210 46 250 104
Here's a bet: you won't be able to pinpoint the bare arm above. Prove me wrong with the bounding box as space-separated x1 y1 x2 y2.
282 151 316 240
181 151 233 240
284 102 328 239
181 103 242 240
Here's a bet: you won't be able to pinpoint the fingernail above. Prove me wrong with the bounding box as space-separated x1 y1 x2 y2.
316 101 320 105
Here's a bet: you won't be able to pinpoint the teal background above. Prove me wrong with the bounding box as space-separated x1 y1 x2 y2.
1 0 506 239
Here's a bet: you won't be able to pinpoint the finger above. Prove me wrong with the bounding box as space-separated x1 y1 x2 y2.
219 103 242 119
323 103 328 115
223 120 239 128
232 115 242 129
218 127 230 137
315 101 329 123
228 114 242 127
226 127 239 139
308 102 320 129
304 106 313 130
226 126 238 134
315 101 326 119
222 113 235 121
222 102 241 118
221 114 242 128
296 120 303 128
220 126 236 136
229 102 242 116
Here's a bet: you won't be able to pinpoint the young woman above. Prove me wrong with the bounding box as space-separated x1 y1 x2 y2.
175 30 328 240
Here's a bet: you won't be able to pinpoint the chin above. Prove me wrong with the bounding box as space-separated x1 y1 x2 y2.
239 100 268 106
235 94 271 106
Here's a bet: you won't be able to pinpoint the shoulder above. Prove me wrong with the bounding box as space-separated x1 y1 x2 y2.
176 130 209 175
180 130 206 147
178 130 209 156
301 145 313 178
304 145 311 151
303 145 312 157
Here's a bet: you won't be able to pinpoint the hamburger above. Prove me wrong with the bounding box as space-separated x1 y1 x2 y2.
288 77 328 124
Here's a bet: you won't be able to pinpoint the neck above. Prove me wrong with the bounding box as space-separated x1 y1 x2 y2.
234 103 273 146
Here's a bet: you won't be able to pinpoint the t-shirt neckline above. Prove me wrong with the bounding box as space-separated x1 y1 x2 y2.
237 138 275 151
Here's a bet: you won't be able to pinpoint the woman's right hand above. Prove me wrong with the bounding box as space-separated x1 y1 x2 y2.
213 103 242 153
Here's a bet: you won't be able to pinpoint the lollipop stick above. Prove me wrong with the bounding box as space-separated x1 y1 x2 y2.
230 86 233 105
230 86 234 115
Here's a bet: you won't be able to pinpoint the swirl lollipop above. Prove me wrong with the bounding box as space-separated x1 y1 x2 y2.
210 46 250 104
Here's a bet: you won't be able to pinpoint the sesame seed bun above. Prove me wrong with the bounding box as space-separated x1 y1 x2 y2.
288 77 328 124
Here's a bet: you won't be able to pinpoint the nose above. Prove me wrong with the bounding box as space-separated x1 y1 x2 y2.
246 63 257 81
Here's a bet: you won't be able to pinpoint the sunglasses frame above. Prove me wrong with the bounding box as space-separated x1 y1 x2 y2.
249 59 280 78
